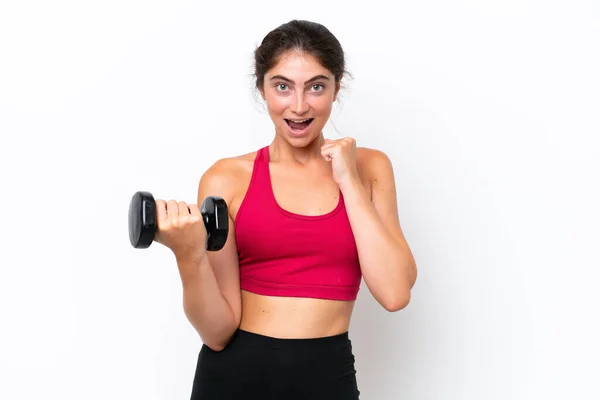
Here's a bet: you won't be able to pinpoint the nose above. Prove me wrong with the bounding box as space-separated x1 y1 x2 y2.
292 91 310 115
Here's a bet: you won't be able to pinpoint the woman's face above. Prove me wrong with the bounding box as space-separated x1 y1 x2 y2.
260 50 341 146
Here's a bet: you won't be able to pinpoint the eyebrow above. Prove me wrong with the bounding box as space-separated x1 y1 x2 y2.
269 74 331 84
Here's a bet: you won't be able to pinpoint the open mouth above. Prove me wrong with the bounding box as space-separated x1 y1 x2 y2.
285 118 314 132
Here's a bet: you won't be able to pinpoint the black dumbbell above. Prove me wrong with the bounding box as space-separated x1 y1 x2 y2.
128 191 229 251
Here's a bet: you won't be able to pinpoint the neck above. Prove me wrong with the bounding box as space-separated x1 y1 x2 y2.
268 133 326 165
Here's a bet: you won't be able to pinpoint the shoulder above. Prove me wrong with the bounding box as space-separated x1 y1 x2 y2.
356 146 395 184
357 146 391 164
197 149 259 203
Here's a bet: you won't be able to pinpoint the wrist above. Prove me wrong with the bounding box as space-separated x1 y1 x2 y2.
175 251 208 286
175 249 207 266
339 174 363 194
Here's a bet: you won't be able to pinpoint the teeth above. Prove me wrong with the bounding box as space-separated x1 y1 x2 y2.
287 118 311 123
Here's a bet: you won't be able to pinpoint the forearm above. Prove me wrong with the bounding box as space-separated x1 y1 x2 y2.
341 179 416 310
176 254 237 351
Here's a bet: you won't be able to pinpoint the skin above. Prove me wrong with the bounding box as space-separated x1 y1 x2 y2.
154 50 418 349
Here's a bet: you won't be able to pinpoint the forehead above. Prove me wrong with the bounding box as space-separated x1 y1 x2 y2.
266 50 333 81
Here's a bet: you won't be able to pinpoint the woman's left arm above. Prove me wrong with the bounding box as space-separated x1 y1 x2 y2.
339 148 417 312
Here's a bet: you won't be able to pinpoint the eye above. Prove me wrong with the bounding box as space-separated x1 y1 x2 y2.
311 84 325 92
275 83 289 91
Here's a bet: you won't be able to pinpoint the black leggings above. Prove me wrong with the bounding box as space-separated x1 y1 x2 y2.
190 329 361 399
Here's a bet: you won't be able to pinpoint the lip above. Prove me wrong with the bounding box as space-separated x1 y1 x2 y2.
284 118 314 137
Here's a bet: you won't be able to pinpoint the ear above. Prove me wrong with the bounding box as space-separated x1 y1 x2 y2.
333 74 343 102
259 86 266 100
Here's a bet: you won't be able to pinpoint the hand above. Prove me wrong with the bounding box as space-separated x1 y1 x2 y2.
154 199 207 261
321 137 360 188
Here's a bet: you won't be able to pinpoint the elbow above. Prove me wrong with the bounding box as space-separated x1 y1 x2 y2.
204 341 226 352
382 289 411 312
382 261 416 312
200 332 235 353
185 316 236 353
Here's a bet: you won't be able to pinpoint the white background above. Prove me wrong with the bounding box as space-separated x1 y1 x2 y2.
1 1 599 399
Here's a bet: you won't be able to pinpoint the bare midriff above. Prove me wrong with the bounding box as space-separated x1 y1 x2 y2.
239 290 355 338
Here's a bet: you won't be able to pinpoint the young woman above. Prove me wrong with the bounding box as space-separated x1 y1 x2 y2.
154 19 418 400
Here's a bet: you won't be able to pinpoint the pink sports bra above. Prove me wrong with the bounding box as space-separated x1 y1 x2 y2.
234 146 362 301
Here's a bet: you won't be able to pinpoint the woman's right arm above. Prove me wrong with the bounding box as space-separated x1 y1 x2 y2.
177 159 242 352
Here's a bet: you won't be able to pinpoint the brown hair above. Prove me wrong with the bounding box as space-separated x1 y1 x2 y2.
253 20 350 91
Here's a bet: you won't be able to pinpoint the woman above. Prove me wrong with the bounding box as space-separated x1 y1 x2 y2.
155 19 418 400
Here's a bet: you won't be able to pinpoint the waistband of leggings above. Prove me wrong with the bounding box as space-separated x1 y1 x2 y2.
234 328 350 349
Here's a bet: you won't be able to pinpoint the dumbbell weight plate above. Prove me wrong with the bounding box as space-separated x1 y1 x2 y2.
201 196 229 251
128 191 157 249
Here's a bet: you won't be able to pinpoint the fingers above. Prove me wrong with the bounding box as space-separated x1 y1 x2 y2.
153 198 203 251
178 201 189 216
154 200 167 243
156 199 167 223
321 138 336 150
325 137 355 147
156 199 200 225
167 200 179 220
321 141 337 161
188 204 201 217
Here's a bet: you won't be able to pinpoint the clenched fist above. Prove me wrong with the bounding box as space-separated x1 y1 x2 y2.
321 137 360 189
154 199 207 261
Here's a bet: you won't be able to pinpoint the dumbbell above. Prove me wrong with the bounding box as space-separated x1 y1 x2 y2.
128 191 229 251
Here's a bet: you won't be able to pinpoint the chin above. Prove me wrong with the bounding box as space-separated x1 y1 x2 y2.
285 132 323 147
